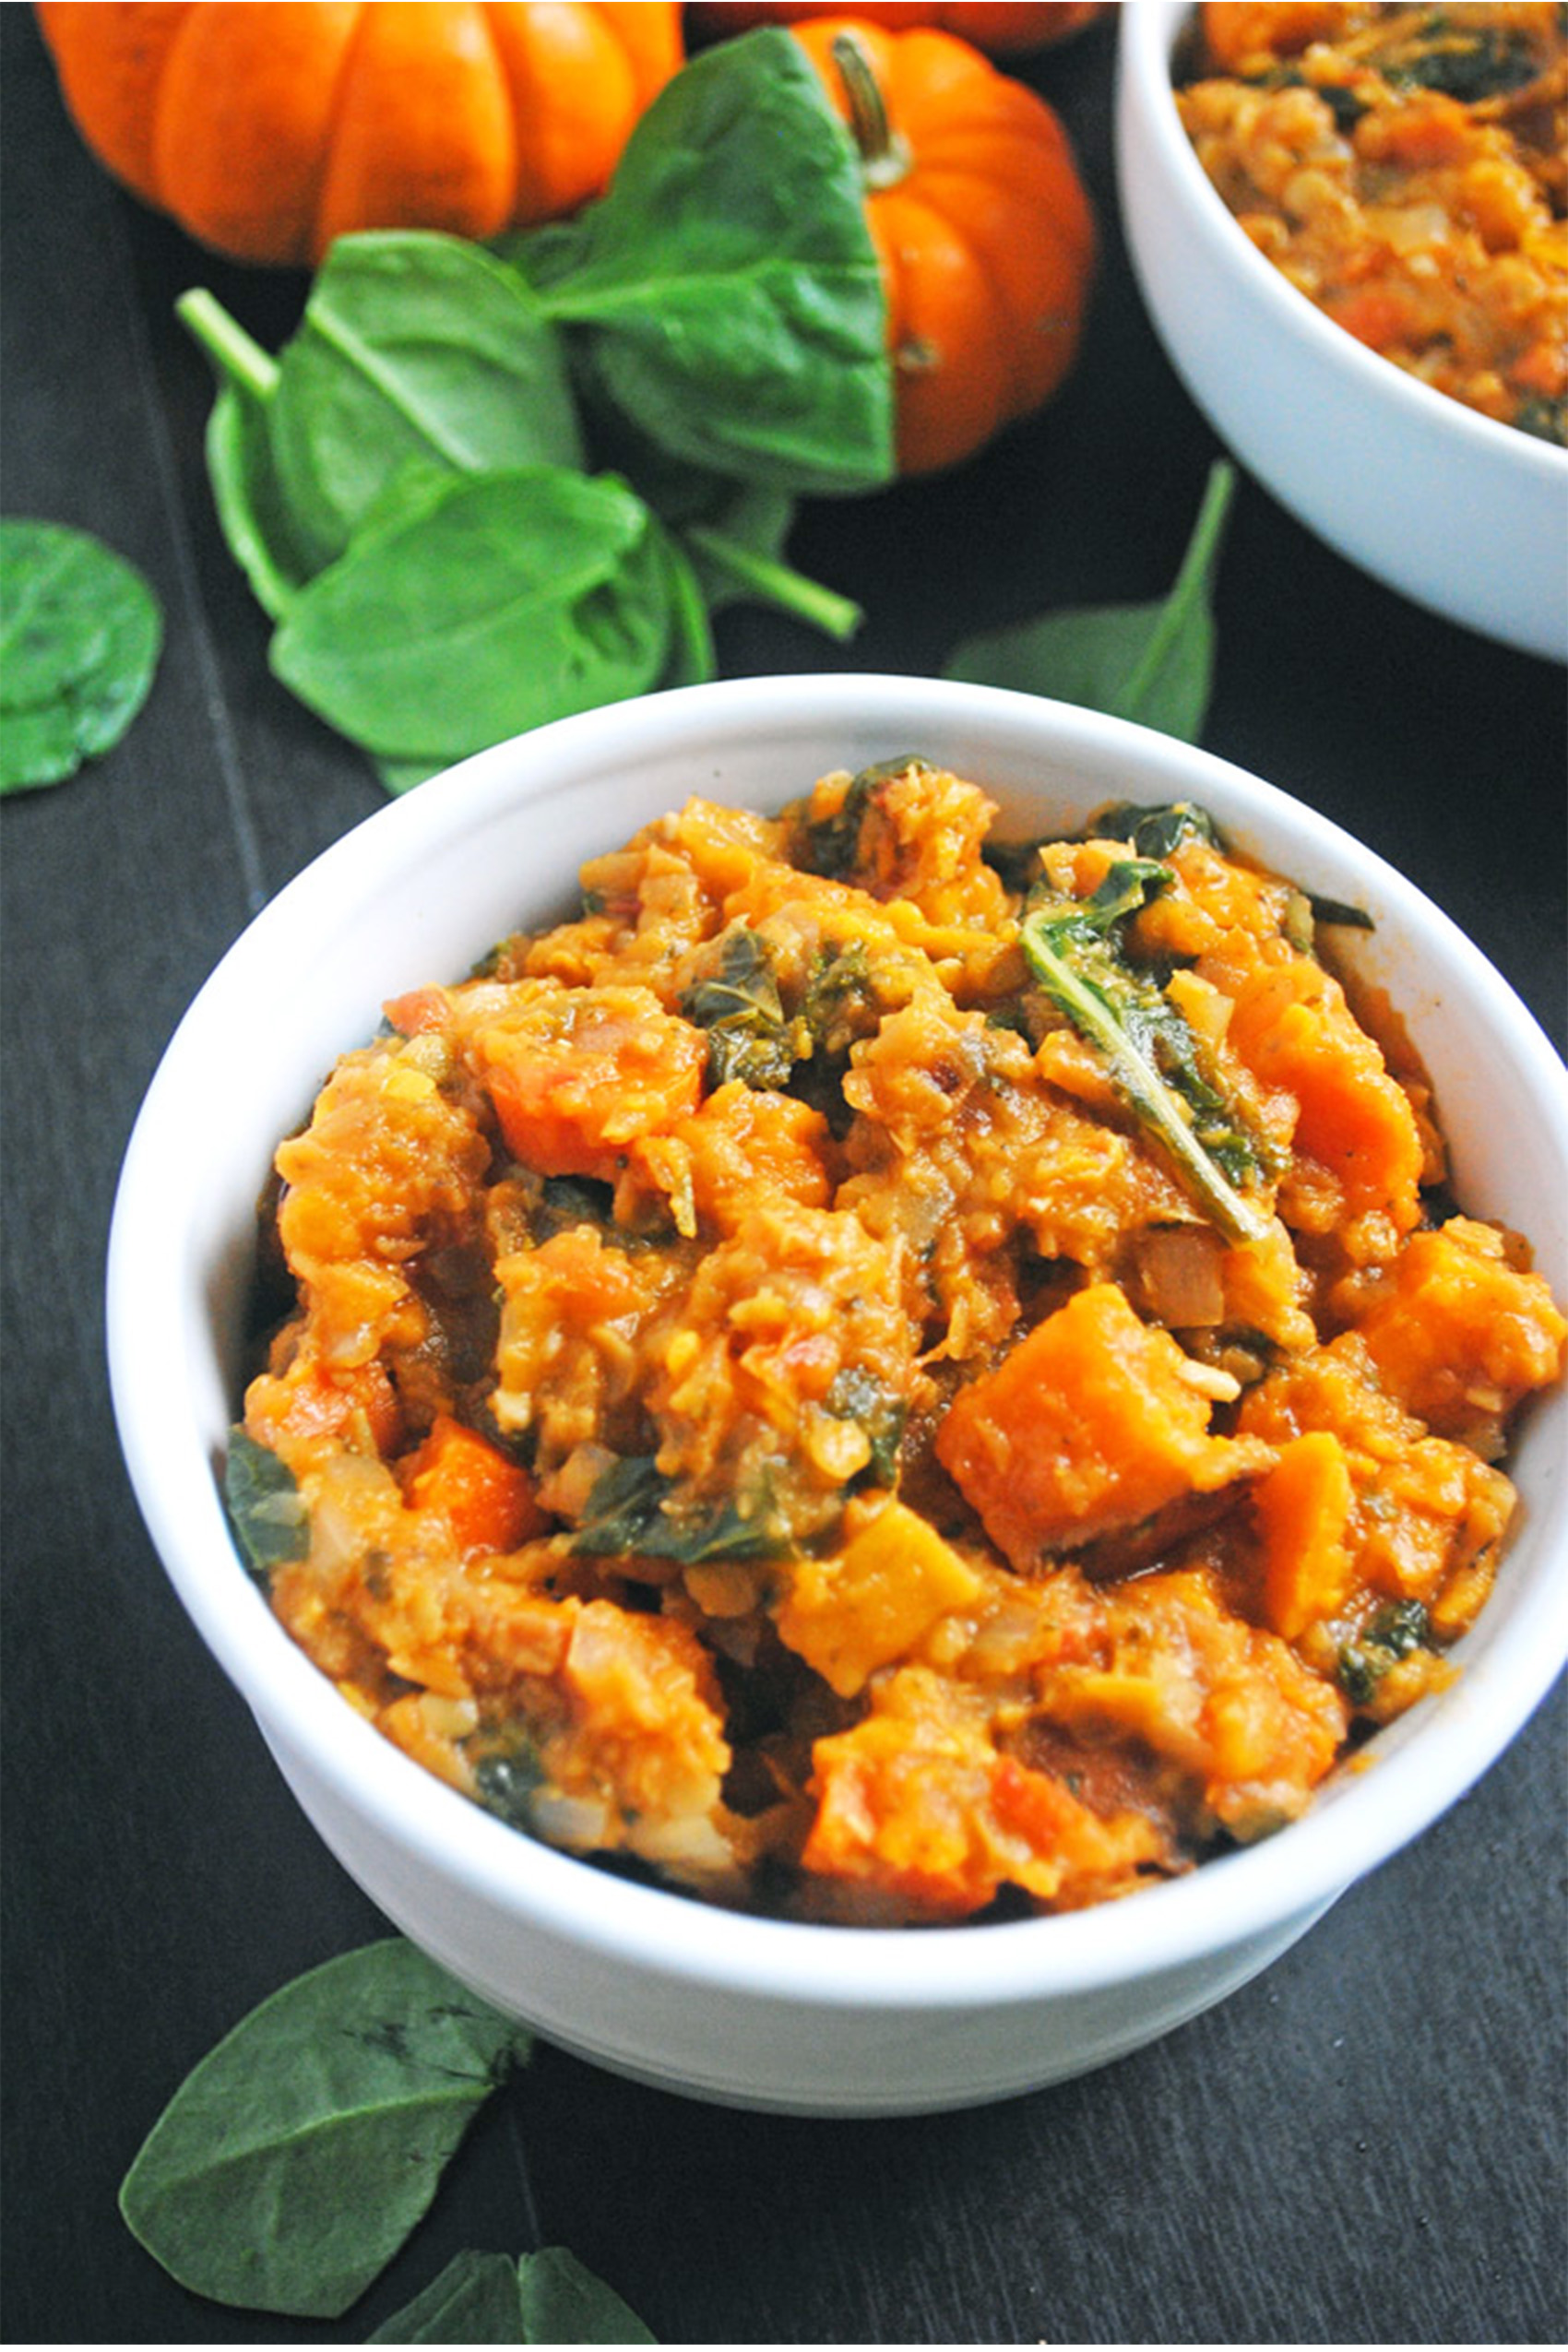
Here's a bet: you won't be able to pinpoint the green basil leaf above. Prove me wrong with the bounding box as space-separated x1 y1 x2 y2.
517 2248 658 2345
369 2250 525 2343
522 30 893 495
271 468 673 762
223 1426 309 1582
0 520 161 793
268 233 585 572
945 461 1237 742
119 1939 533 2320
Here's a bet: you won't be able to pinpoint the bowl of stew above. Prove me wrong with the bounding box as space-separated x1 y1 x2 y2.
106 673 1568 2115
1116 1 1568 662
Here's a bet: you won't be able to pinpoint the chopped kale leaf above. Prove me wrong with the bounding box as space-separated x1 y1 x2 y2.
1020 860 1271 1245
680 924 803 1091
825 1365 907 1486
1337 1601 1432 1705
224 1427 310 1585
570 1453 791 1562
1087 800 1219 859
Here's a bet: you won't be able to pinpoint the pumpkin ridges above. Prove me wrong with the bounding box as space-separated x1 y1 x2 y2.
792 14 1094 473
314 2 518 258
155 4 364 267
597 0 684 105
901 163 1089 415
873 184 1016 473
483 0 638 224
34 3 195 207
35 0 683 266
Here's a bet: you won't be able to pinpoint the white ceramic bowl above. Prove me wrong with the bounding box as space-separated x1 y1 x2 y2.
107 674 1568 2116
1116 0 1568 663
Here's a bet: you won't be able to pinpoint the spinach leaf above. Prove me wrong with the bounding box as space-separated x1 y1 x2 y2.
178 290 309 621
204 383 314 622
0 520 161 793
517 30 894 495
517 2247 658 2345
270 468 674 762
223 1427 309 1582
119 1939 533 2319
369 2246 657 2345
944 460 1237 742
370 2250 525 2342
1020 859 1272 1246
266 234 585 572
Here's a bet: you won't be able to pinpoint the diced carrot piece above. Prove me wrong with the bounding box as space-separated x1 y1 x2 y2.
774 1498 985 1697
474 984 707 1181
1327 285 1410 352
399 1413 548 1556
1378 94 1469 169
1226 958 1424 1227
383 986 449 1037
245 1354 402 1457
934 1283 1267 1567
1251 1430 1355 1640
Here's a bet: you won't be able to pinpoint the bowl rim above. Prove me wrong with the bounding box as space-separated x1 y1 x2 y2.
1117 0 1568 482
106 672 1568 2015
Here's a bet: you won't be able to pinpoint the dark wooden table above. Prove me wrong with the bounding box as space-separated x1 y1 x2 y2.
4 10 1564 2345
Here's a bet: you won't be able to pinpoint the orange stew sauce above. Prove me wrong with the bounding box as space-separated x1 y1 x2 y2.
1176 4 1567 439
233 762 1565 1924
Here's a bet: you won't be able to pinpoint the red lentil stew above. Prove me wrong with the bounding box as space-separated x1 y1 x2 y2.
1174 3 1567 441
231 761 1565 1923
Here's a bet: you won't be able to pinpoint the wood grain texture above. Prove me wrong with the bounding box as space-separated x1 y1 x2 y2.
2 7 1562 2343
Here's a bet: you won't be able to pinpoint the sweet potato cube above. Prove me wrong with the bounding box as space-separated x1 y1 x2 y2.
1226 958 1424 1226
1351 1218 1567 1435
775 1499 984 1697
1251 1430 1355 1640
935 1283 1265 1567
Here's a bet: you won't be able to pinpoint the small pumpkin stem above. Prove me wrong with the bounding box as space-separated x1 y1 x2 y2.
830 30 914 192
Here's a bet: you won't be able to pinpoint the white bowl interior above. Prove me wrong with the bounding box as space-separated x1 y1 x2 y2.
107 676 1568 2107
1115 0 1568 661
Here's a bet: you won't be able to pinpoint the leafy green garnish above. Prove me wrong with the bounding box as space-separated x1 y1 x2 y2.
223 1427 309 1582
370 2246 657 2344
0 519 161 793
265 234 585 572
514 30 893 496
944 460 1236 743
1337 1600 1431 1705
797 755 932 881
680 925 802 1090
571 1454 790 1564
177 35 884 791
1088 800 1218 859
469 1730 548 1835
270 466 674 764
118 1940 533 2320
1020 859 1271 1247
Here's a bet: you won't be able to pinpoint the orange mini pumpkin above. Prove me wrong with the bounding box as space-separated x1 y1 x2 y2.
791 18 1095 474
692 3 1109 56
34 1 683 267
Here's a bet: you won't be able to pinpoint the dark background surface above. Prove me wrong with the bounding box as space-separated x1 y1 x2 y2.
3 7 1565 2344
